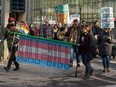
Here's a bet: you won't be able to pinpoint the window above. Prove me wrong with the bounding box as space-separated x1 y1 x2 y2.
0 0 1 6
10 0 25 12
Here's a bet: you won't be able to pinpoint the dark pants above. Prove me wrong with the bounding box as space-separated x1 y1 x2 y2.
81 53 93 77
71 46 81 64
102 55 110 69
7 46 19 69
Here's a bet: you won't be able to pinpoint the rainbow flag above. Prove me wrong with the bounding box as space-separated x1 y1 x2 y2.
20 24 29 35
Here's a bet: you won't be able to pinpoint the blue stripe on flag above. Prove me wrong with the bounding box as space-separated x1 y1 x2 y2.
16 57 70 70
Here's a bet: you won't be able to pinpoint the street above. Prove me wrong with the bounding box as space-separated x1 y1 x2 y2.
0 57 116 87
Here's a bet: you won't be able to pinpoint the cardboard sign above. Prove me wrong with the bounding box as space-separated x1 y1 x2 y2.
101 7 114 28
55 4 69 24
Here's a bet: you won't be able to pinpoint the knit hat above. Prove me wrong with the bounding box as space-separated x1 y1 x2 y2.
8 17 15 23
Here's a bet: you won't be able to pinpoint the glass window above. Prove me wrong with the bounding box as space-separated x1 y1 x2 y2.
0 0 1 6
10 0 25 12
82 4 87 19
31 0 116 24
114 0 116 17
98 1 102 19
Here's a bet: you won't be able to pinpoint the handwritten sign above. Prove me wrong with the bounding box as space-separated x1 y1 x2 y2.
55 4 69 24
101 7 114 28
69 14 80 24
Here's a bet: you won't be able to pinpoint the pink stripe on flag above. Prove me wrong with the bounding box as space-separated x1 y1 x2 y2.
19 39 70 54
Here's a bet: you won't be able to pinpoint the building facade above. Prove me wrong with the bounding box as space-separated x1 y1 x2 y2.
0 0 30 27
0 0 1 25
0 0 116 36
30 0 116 38
31 0 116 24
0 0 116 26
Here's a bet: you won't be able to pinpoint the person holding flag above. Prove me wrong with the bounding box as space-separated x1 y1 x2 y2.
4 19 20 72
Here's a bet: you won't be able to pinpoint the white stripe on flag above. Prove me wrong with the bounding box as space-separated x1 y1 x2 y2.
18 45 70 59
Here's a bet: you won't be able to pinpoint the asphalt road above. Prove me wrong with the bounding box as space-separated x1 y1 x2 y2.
0 57 116 87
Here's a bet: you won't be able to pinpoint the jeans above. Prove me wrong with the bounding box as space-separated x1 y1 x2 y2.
70 47 74 64
102 55 110 69
81 53 92 77
70 46 81 64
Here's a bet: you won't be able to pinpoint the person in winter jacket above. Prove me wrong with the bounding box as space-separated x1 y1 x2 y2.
29 23 34 36
78 24 95 79
4 20 19 72
68 19 82 67
98 28 113 72
42 20 53 39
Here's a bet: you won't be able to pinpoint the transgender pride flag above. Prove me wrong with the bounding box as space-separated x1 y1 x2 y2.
16 35 72 70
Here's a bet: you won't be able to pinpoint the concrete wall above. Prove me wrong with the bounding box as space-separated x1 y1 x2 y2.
1 0 10 62
26 0 32 24
1 0 10 28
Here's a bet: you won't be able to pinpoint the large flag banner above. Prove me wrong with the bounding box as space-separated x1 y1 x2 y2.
101 7 114 28
55 4 69 24
16 35 72 70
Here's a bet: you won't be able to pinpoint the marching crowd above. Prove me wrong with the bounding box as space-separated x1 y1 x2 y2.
3 17 114 80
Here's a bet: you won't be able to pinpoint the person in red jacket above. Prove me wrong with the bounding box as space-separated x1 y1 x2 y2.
34 27 39 36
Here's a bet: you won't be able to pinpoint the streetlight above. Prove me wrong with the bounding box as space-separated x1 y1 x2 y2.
79 5 82 22
39 8 42 25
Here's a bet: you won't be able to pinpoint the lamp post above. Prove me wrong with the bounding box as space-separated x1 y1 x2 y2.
79 5 82 22
39 8 42 25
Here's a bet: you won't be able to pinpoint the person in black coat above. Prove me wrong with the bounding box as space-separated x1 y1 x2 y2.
98 28 112 72
78 24 96 79
29 23 34 36
4 20 19 72
92 21 102 57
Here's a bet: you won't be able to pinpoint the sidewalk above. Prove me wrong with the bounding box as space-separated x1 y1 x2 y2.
0 57 116 87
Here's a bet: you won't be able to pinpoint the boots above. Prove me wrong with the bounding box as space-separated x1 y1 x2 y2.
13 67 19 71
102 68 110 73
13 62 19 71
107 68 110 72
102 68 107 73
4 67 10 72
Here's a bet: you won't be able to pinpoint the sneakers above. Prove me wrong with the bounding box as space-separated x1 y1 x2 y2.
13 67 19 71
4 67 9 72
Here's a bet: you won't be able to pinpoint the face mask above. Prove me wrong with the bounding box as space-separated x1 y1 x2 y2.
11 24 14 26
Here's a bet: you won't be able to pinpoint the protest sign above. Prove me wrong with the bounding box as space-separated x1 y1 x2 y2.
69 14 80 24
101 7 114 28
55 4 69 24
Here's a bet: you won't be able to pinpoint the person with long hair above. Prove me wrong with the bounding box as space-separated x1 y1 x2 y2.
98 28 113 72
